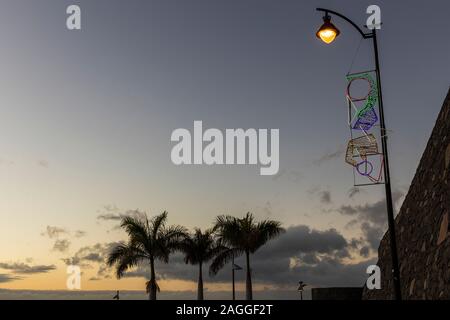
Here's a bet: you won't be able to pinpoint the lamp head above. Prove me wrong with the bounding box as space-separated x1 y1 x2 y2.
316 14 340 44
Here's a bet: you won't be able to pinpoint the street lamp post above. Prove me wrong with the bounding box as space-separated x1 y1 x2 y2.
315 7 402 300
232 255 236 300
231 255 242 300
297 281 307 300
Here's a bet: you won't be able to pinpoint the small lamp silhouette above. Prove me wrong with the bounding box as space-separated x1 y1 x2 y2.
297 281 307 300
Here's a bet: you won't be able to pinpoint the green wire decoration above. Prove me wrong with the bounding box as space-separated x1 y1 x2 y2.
346 72 378 119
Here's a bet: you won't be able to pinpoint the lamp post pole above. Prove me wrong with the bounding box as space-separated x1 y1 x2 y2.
298 281 307 300
231 256 242 300
316 8 402 300
232 255 236 301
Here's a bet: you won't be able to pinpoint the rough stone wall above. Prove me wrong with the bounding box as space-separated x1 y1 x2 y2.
363 88 450 300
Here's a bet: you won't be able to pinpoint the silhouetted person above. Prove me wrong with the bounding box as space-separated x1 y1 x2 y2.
113 290 120 300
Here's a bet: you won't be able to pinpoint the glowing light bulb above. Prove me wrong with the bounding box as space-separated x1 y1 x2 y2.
318 29 338 44
316 16 340 44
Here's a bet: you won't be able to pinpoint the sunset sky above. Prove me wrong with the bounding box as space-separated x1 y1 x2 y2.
0 0 449 299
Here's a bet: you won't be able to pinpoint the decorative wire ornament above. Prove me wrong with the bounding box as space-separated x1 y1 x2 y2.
345 71 385 185
345 134 379 167
346 72 379 131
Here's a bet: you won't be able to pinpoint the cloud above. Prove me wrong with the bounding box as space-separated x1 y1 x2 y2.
255 201 274 217
0 262 56 275
308 187 332 205
37 160 49 168
337 191 404 251
338 205 358 216
361 223 385 250
42 226 86 242
271 169 303 183
63 242 119 280
348 187 364 198
114 225 371 288
287 257 375 287
0 274 22 283
97 209 146 222
41 226 68 239
74 230 86 238
102 204 119 213
349 238 363 249
96 264 112 279
97 209 148 232
338 191 404 227
84 253 104 263
258 225 348 259
63 243 117 265
313 147 345 166
359 246 370 258
319 191 332 204
52 239 71 252
96 214 123 221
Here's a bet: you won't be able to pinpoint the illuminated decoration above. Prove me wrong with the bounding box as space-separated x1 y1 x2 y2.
356 160 373 176
345 134 384 183
345 71 384 185
353 107 378 131
345 134 378 167
346 72 378 131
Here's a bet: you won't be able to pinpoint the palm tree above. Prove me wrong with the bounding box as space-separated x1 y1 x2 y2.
180 228 226 300
210 212 284 300
107 211 187 300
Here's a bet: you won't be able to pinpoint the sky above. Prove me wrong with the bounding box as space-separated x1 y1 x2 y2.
0 0 449 299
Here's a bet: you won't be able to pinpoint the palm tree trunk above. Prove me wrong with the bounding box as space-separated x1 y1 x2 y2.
197 262 204 300
245 250 252 300
149 257 157 300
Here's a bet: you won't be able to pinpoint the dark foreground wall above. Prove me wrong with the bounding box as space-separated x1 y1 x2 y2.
363 88 450 300
312 288 362 300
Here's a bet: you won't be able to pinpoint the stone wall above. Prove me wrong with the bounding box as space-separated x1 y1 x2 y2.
363 88 450 300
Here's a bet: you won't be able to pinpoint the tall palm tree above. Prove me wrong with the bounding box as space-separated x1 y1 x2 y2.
210 212 284 300
107 211 187 300
180 228 226 300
